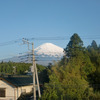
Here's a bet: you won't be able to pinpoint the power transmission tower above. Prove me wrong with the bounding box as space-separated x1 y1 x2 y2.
22 38 41 100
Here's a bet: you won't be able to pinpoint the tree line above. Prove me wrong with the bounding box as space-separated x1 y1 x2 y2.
0 62 45 75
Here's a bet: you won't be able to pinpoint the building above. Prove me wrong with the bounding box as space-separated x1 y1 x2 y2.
0 75 33 100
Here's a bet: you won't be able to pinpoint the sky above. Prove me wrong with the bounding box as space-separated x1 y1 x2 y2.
0 0 100 60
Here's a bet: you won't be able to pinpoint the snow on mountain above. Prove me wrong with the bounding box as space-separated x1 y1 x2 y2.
34 43 64 66
35 43 64 57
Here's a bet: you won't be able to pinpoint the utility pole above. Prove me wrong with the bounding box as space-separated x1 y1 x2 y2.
22 38 41 100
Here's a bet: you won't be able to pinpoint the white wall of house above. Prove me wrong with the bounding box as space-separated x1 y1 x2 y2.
0 80 33 100
16 85 33 99
0 80 15 100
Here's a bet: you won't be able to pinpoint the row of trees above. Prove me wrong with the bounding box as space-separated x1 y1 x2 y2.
0 61 45 75
0 62 31 75
40 33 100 100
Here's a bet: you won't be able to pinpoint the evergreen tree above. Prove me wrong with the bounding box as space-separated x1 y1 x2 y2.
91 40 98 50
87 41 100 91
64 33 95 77
64 33 84 58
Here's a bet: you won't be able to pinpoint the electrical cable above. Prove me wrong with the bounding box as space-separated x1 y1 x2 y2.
0 36 100 46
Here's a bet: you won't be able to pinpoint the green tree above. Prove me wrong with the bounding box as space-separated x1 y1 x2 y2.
64 33 84 58
41 64 93 100
64 33 95 78
87 41 100 91
91 40 98 50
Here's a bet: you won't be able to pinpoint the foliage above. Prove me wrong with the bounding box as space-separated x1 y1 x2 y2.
38 68 49 84
64 33 84 58
0 62 45 75
89 91 100 100
87 40 100 91
40 64 93 100
40 33 100 100
37 64 46 72
0 62 31 75
64 33 95 77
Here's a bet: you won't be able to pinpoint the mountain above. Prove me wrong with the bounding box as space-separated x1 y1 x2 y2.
34 43 64 66
35 43 64 57
1 43 64 66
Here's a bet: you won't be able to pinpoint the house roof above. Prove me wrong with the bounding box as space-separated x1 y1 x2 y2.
0 75 33 87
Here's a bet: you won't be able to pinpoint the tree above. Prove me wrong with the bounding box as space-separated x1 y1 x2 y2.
64 33 84 58
64 33 95 78
40 64 93 100
87 41 100 91
91 40 98 50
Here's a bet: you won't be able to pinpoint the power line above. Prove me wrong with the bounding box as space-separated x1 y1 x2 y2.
0 39 21 46
27 36 100 41
0 36 100 47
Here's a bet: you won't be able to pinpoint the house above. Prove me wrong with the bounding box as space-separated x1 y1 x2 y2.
0 75 33 100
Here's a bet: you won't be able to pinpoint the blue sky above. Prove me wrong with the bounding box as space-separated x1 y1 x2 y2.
0 0 100 60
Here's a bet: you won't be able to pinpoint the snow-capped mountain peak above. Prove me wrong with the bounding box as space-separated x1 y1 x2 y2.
35 43 64 57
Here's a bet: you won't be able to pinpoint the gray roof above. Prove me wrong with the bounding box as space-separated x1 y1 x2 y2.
0 75 33 87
